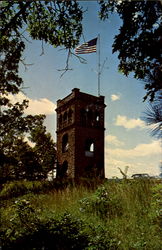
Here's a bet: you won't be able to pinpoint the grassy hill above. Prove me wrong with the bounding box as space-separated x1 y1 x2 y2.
0 178 161 249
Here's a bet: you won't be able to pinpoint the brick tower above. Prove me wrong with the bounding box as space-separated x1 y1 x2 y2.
56 88 106 178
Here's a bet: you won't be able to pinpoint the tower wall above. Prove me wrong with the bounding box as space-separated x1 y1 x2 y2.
56 88 106 178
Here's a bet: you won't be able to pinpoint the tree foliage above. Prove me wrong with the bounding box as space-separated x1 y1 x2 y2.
142 91 162 139
0 1 83 182
30 125 57 177
99 0 162 101
97 0 162 137
0 0 83 104
0 111 56 183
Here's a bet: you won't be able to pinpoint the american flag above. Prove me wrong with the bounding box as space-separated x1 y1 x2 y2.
75 37 97 54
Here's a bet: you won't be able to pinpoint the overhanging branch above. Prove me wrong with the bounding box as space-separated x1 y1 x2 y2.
0 2 31 36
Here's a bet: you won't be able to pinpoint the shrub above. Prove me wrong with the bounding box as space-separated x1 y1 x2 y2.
79 185 123 219
86 224 119 250
0 197 119 250
1 199 89 250
150 183 162 227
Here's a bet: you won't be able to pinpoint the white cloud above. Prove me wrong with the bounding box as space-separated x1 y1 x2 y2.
105 156 160 179
8 92 56 115
105 157 129 178
105 134 124 146
106 140 161 158
115 115 146 129
111 94 120 101
105 140 161 178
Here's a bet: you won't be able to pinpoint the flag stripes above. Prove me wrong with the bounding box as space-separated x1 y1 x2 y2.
75 37 97 54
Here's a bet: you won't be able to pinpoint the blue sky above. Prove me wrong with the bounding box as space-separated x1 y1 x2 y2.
12 1 161 178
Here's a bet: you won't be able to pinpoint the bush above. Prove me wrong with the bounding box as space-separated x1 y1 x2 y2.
79 185 123 219
86 224 119 250
150 183 162 228
1 198 89 250
0 196 119 250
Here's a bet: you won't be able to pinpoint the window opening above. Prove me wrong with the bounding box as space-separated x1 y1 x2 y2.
96 114 100 121
62 134 69 152
87 110 93 126
60 161 68 178
59 114 62 125
85 139 94 157
63 112 67 121
80 109 87 126
87 110 93 119
68 109 73 122
90 143 94 152
94 111 100 127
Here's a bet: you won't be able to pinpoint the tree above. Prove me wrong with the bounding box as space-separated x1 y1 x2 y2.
0 0 83 96
0 97 47 182
0 1 83 181
0 112 56 183
142 91 162 139
99 0 162 101
29 125 57 178
9 138 42 181
0 0 83 115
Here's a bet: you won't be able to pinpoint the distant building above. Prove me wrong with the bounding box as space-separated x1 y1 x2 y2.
56 88 106 178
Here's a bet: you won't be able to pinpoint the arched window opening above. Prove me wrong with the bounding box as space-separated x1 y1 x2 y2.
87 110 93 126
68 109 73 122
60 161 68 178
85 139 94 157
62 134 69 153
90 143 94 152
63 112 67 122
59 114 62 126
85 139 94 152
80 109 87 126
95 111 100 122
96 115 99 121
87 110 92 119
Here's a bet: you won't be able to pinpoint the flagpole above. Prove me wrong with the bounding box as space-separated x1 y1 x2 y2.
98 34 101 96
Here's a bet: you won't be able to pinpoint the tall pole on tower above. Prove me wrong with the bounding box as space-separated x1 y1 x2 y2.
98 34 101 96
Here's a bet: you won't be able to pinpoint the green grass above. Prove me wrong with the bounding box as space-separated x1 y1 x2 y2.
0 179 161 249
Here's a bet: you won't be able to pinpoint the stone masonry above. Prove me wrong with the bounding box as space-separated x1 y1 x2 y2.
56 88 106 178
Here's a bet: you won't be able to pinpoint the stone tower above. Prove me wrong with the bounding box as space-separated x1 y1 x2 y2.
56 88 106 178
